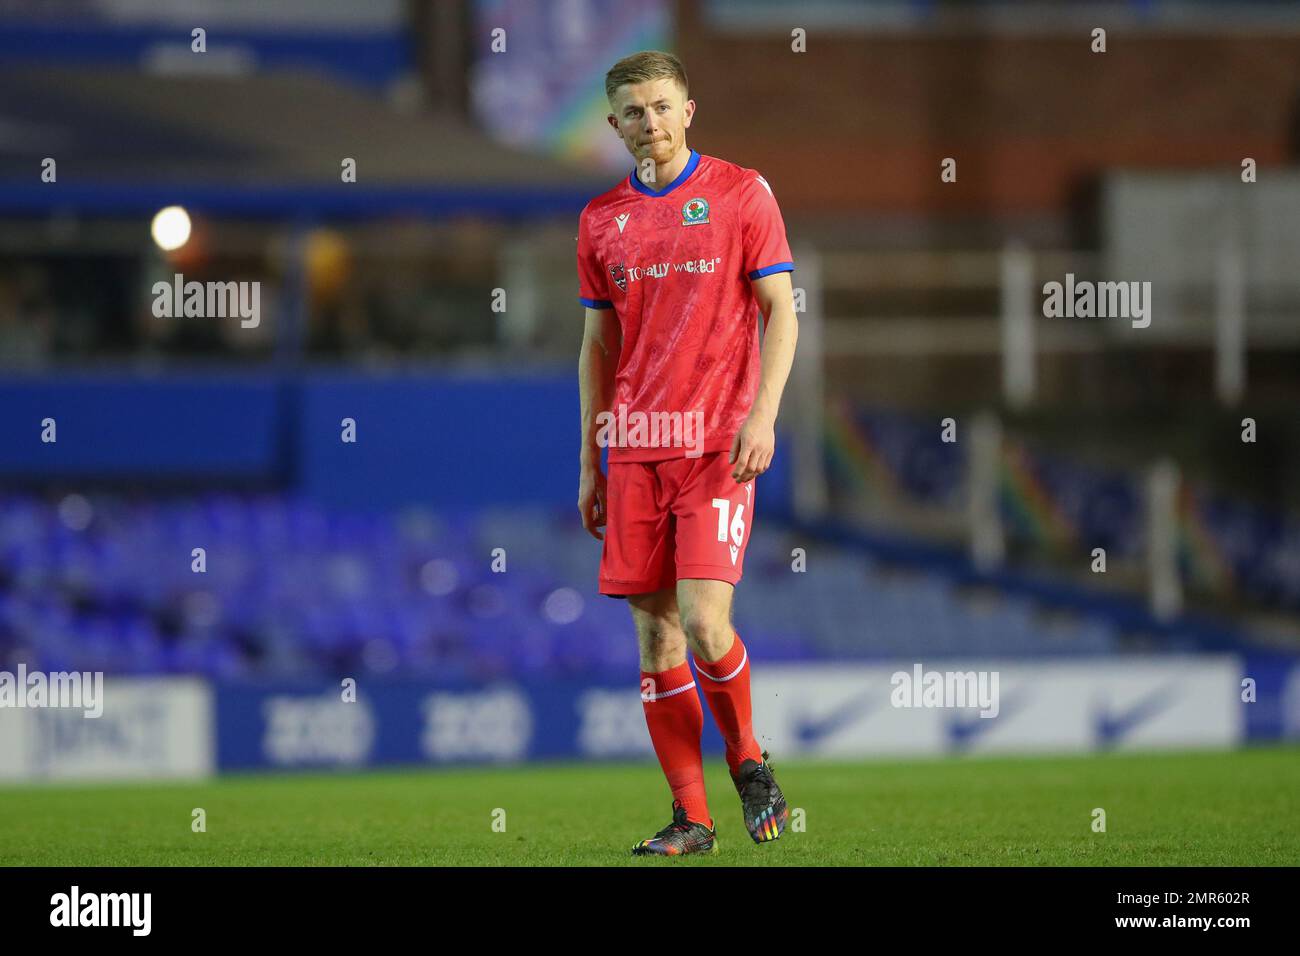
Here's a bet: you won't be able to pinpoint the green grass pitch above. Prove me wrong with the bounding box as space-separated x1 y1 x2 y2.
1 746 1296 866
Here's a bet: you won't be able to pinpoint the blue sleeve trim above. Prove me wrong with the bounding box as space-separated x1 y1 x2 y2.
579 296 614 309
748 262 795 280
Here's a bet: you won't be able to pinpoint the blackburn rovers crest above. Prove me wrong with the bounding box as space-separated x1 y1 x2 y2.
682 197 709 226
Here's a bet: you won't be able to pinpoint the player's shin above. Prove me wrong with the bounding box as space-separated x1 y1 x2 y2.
640 661 711 825
693 631 763 775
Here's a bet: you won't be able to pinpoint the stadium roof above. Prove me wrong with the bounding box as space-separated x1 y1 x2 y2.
0 68 609 219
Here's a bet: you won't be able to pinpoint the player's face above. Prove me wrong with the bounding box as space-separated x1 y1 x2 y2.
608 78 694 167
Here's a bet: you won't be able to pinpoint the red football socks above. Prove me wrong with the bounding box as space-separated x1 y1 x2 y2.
640 660 712 826
693 632 763 776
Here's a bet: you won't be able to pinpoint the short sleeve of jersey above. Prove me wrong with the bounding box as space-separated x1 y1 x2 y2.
739 172 794 281
576 204 612 309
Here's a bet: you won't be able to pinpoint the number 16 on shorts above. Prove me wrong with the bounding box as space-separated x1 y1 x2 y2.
712 481 751 567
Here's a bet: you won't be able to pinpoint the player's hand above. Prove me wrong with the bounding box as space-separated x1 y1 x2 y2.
578 463 608 540
729 411 775 483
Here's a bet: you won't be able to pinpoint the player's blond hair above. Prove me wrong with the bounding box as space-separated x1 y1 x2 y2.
604 50 689 105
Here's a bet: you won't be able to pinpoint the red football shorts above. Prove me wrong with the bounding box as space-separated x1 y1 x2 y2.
599 450 755 597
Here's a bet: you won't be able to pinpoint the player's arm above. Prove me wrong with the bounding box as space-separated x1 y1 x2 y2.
578 305 621 540
731 271 797 483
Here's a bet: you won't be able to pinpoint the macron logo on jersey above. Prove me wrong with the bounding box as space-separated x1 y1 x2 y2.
614 213 630 234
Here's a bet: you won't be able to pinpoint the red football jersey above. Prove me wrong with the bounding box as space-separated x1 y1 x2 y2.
577 149 794 462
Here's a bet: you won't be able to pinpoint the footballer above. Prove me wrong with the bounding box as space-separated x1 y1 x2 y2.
576 50 798 856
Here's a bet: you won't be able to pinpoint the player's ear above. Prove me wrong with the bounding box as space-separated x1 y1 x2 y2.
606 112 620 133
682 99 695 128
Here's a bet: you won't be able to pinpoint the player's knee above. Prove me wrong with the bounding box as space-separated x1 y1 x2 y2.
635 619 685 657
679 611 731 659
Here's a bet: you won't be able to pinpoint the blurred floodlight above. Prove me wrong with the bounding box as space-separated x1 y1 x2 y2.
542 587 584 625
151 205 192 251
57 493 93 532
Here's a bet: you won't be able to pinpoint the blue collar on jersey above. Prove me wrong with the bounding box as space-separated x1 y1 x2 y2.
628 148 700 197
